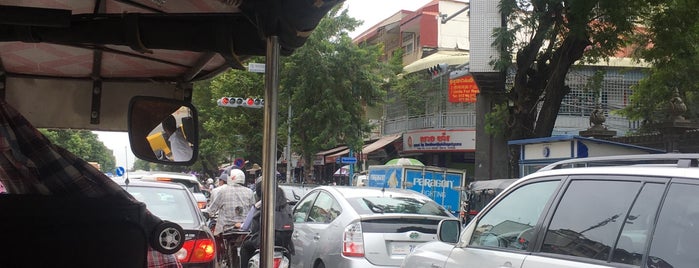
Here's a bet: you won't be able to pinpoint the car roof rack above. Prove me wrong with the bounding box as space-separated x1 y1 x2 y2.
538 153 699 172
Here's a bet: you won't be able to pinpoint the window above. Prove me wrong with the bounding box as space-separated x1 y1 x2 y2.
469 180 559 250
292 191 318 223
648 183 699 267
613 183 664 265
541 180 642 261
308 192 342 223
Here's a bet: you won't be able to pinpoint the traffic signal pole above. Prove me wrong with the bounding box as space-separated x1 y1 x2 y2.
260 36 279 268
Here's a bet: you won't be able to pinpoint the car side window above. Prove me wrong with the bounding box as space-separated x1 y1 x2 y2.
648 183 699 267
541 180 642 262
308 191 342 224
612 182 664 265
469 180 559 250
293 191 319 223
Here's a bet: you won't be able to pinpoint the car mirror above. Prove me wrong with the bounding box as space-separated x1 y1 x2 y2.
437 219 461 243
128 96 198 165
201 211 211 220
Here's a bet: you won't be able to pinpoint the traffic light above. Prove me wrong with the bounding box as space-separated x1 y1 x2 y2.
217 97 263 108
427 63 449 79
244 97 264 108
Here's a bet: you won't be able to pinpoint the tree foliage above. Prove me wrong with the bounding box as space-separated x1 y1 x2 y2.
192 65 266 179
40 129 115 172
493 0 653 140
619 0 699 131
281 7 393 181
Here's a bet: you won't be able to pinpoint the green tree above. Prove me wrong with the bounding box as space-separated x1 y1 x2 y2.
482 0 655 175
619 0 699 131
40 129 116 172
192 62 267 179
492 0 653 140
281 7 392 182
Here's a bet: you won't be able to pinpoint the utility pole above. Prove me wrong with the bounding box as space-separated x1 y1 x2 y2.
286 99 292 183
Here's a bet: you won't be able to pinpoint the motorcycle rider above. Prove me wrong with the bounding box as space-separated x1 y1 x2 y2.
239 178 294 268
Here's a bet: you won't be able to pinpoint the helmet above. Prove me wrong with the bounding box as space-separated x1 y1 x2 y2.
229 169 246 185
206 178 214 184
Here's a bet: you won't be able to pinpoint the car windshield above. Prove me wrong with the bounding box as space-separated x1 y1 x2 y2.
347 196 451 217
124 186 199 229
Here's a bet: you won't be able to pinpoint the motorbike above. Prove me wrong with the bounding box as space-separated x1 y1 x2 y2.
247 246 290 268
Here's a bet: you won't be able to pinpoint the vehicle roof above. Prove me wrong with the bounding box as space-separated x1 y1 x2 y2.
317 185 435 200
141 171 199 181
112 177 187 190
526 165 699 181
0 0 339 130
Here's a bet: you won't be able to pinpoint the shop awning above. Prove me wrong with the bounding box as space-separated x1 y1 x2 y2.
325 148 350 164
403 50 470 74
362 134 402 155
315 145 348 156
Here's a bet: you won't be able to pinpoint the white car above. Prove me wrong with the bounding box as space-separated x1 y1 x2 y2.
402 153 699 268
140 172 209 209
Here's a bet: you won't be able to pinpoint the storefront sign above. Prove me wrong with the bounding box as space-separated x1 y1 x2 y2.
448 75 479 103
403 129 476 152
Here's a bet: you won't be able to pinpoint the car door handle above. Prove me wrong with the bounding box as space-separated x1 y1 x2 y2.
431 264 441 268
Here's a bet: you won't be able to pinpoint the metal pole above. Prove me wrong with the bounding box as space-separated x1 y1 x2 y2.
261 35 280 268
286 100 292 183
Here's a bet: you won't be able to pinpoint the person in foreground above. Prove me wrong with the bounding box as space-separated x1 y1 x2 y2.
0 99 182 267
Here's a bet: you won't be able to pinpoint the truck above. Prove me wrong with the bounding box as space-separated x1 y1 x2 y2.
366 165 467 218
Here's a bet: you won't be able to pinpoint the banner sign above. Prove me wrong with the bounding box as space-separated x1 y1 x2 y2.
449 75 479 103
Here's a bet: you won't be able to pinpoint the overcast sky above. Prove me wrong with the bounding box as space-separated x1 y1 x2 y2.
97 1 437 172
343 0 433 38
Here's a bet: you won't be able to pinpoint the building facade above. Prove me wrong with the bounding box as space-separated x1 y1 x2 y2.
317 0 647 181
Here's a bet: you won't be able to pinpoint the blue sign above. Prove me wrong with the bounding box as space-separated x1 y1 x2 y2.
234 158 245 168
115 166 125 177
341 157 357 164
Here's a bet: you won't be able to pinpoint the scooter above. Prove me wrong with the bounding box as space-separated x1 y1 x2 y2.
247 246 290 268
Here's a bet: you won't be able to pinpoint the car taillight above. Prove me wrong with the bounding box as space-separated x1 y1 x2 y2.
197 201 207 209
176 238 216 263
342 222 364 257
273 250 290 268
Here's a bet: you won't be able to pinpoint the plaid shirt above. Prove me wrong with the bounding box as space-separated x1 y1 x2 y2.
206 183 256 235
0 99 182 267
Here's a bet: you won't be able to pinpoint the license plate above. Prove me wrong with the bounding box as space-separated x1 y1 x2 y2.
390 243 417 255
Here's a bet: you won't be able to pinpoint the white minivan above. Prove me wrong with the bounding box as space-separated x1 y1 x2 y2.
141 172 209 210
403 154 699 268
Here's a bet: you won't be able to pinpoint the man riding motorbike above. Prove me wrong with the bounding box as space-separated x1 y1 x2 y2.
239 178 294 268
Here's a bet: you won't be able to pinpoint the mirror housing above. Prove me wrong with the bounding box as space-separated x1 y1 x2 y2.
128 96 198 165
437 219 461 243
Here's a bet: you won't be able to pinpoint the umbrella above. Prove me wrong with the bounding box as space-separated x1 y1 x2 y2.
385 157 424 166
334 165 350 176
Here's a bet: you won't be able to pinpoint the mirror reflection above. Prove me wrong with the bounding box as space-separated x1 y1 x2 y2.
147 107 195 162
128 96 198 165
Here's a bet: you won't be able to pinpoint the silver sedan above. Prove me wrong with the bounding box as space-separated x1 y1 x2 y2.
290 186 456 268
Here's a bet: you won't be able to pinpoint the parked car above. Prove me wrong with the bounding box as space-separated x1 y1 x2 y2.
278 183 316 206
290 185 456 268
114 178 217 267
141 172 209 209
402 153 699 268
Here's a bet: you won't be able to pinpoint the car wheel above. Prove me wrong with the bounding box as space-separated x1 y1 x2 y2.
150 221 184 254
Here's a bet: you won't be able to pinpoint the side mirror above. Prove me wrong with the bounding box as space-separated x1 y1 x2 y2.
437 219 461 244
128 96 198 165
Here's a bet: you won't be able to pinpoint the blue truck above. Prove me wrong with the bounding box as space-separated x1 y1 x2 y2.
366 165 467 217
